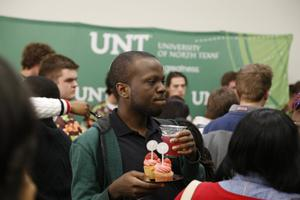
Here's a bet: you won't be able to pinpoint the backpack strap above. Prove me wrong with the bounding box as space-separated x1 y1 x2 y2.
93 116 112 188
180 180 201 200
93 116 123 188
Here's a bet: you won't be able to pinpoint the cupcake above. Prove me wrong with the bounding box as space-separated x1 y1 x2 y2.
143 152 160 180
154 158 174 182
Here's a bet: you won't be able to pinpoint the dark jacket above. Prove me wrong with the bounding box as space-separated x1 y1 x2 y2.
31 118 72 200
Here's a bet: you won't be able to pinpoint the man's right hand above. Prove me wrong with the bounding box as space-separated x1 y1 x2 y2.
108 171 164 199
70 100 89 116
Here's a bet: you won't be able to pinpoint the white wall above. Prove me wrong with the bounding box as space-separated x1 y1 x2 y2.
1 0 299 83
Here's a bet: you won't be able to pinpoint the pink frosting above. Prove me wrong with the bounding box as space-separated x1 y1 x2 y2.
144 159 158 166
155 163 172 173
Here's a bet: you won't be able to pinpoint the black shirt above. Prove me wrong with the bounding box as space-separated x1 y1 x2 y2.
31 118 72 200
110 110 185 200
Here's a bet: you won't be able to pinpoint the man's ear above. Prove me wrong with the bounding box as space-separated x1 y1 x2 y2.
116 82 129 98
264 90 269 101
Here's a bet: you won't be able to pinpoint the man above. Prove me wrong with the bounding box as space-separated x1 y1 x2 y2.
39 54 83 140
166 71 188 99
203 64 273 168
70 51 205 200
21 42 55 77
220 71 237 90
19 44 88 120
193 87 239 133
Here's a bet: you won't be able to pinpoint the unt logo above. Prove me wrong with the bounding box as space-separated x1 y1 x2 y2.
191 90 210 106
90 32 151 55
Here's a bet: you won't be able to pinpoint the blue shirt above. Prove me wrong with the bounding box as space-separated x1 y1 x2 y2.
219 174 300 200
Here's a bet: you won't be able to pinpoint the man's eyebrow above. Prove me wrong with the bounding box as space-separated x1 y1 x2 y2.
65 77 77 81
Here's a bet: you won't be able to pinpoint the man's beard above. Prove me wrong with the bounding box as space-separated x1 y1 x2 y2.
131 101 163 117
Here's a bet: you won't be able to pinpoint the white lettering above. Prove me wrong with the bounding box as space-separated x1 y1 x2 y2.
169 51 197 59
198 52 219 59
75 87 106 102
90 32 150 55
133 35 151 51
192 91 210 106
110 34 133 55
90 32 110 55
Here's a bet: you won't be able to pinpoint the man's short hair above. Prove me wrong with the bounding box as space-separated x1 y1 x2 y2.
166 71 188 87
236 64 273 101
205 87 239 119
107 51 157 98
39 54 79 81
105 74 114 95
21 43 55 69
221 71 237 86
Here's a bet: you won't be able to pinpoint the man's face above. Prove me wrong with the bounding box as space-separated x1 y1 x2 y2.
128 57 166 116
56 69 78 100
228 80 236 90
167 77 186 98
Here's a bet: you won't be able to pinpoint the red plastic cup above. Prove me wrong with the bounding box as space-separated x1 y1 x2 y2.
160 125 187 157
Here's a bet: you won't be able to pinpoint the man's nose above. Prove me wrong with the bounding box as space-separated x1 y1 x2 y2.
157 82 166 93
73 80 78 88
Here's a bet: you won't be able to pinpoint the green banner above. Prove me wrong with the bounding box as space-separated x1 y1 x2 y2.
0 16 293 117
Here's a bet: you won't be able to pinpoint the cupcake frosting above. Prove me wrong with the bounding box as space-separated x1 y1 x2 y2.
144 159 158 166
155 163 172 173
144 152 160 166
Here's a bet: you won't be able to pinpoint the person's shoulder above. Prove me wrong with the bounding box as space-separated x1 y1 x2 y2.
203 113 233 133
73 126 100 147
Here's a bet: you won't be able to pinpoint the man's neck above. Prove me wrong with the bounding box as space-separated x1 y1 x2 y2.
107 95 117 105
117 107 148 137
21 69 37 77
239 99 265 108
21 65 39 77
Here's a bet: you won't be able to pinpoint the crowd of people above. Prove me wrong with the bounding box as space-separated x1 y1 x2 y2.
1 42 300 200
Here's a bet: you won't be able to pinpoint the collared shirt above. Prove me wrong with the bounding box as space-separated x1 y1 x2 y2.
204 104 259 134
110 110 185 200
219 174 300 200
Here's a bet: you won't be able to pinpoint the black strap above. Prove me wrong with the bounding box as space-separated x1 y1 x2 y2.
93 116 112 189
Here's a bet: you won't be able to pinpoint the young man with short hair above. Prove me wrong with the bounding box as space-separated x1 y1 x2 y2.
166 71 188 99
203 64 273 168
220 71 237 90
40 54 83 140
70 51 205 200
21 42 55 77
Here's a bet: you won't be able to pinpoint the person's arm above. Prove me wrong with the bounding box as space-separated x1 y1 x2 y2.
70 141 110 200
30 97 89 119
30 97 70 119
